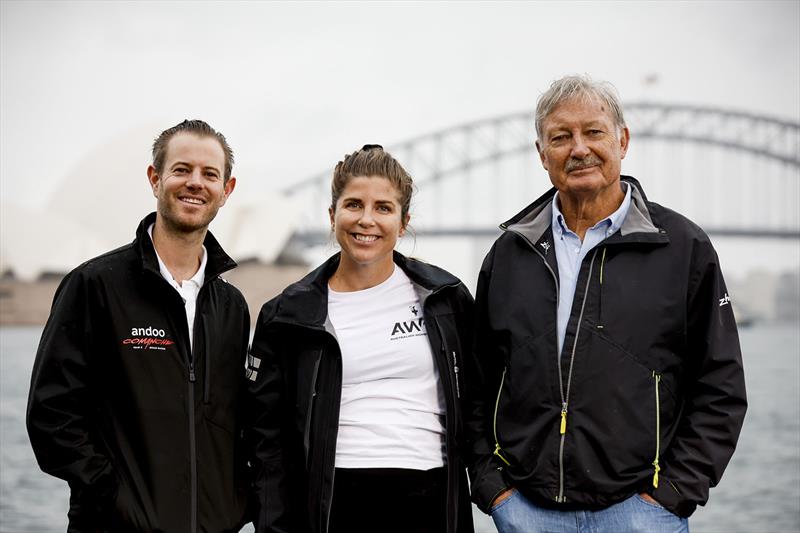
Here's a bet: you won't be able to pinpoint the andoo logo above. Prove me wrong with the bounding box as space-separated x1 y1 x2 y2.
131 326 166 337
122 326 175 351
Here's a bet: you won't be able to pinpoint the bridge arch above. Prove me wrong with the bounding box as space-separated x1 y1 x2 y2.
284 103 800 247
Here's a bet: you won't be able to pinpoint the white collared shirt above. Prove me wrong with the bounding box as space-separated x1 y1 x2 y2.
147 224 207 350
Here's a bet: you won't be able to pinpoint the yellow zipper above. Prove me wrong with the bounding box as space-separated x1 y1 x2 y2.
652 371 662 488
493 368 511 465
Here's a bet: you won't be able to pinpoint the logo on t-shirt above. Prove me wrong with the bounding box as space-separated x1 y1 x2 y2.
390 317 427 340
121 325 175 351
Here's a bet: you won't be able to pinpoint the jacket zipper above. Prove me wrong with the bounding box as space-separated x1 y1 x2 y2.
652 371 662 488
555 248 600 503
203 313 211 403
321 332 341 533
429 314 459 533
186 280 213 532
451 350 461 399
425 285 466 533
431 313 461 404
304 350 323 468
187 360 197 533
492 368 510 465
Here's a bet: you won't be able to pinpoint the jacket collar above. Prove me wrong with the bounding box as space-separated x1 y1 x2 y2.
270 250 460 329
501 176 668 247
134 212 237 283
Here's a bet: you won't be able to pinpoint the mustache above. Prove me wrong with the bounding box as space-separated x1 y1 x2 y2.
565 156 602 173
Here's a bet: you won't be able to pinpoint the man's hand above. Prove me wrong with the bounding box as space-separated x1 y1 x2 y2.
638 492 661 506
490 487 516 510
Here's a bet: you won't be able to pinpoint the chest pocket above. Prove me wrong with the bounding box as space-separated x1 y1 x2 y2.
198 307 247 434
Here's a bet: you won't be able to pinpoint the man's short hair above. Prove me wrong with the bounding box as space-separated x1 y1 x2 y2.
152 120 234 182
535 75 626 142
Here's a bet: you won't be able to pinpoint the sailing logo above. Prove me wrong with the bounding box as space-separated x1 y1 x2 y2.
540 241 551 255
121 325 175 351
390 317 427 340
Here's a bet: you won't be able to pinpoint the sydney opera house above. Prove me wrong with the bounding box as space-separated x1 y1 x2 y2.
0 126 311 324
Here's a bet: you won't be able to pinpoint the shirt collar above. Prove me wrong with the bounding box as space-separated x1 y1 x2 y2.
147 223 207 288
551 181 632 238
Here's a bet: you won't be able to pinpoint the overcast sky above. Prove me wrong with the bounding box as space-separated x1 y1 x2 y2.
1 0 798 277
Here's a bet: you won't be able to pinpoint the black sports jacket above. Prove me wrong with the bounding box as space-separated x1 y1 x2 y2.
468 177 747 518
246 252 476 533
27 212 252 532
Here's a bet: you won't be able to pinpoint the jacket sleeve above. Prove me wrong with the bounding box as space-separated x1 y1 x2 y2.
245 297 294 533
652 240 748 517
465 244 513 513
26 269 117 505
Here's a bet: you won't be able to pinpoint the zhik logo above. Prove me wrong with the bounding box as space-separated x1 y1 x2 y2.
122 325 175 351
540 241 551 255
719 293 731 307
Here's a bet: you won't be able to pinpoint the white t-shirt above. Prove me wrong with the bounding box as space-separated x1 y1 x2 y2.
327 265 446 470
147 224 207 349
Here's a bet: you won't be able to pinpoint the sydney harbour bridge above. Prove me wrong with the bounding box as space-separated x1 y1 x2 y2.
282 102 800 253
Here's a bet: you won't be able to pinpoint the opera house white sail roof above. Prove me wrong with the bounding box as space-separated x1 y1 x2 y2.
1 125 298 280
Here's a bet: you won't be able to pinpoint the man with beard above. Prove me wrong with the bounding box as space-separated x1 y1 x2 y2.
467 76 747 532
27 120 252 532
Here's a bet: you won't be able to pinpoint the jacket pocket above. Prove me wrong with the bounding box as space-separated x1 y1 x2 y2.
567 330 660 478
496 331 562 479
110 471 151 531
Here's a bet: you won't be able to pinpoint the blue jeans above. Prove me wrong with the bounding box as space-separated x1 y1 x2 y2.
491 490 689 533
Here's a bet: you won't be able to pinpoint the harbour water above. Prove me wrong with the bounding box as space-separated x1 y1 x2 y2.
1 324 798 532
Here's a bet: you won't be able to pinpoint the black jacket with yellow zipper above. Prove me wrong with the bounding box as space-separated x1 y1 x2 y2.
246 251 476 533
467 176 747 518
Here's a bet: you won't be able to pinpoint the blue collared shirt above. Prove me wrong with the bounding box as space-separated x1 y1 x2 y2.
552 182 632 355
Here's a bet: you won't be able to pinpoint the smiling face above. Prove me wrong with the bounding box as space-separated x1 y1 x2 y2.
147 132 235 235
329 175 409 278
536 96 629 202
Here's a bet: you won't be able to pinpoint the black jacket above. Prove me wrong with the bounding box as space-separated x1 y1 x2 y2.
27 213 252 533
246 252 476 533
468 177 747 518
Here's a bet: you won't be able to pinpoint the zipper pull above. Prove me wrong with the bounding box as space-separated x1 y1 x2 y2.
560 403 568 434
652 460 660 488
493 443 511 465
188 362 196 383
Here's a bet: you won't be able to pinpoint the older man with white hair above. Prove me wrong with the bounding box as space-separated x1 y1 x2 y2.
467 75 747 532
